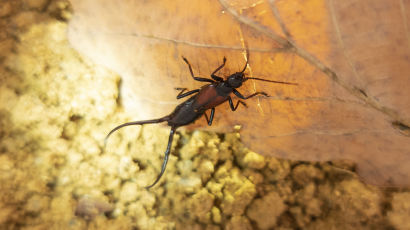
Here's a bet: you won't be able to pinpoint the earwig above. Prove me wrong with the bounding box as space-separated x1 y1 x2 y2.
105 56 297 189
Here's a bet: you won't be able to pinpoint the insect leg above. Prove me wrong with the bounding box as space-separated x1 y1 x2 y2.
228 96 247 111
233 89 269 99
182 56 214 83
210 57 226 82
204 108 215 125
175 87 187 95
145 127 176 189
175 88 200 99
208 108 215 125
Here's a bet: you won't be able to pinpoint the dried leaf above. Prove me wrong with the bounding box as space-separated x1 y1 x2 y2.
68 0 410 187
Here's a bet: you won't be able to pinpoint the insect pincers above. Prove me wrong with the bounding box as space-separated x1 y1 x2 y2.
105 55 297 189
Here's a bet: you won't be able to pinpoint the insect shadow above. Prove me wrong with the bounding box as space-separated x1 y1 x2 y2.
105 55 297 189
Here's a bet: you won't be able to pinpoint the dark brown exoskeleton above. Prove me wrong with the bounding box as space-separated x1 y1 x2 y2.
105 56 297 189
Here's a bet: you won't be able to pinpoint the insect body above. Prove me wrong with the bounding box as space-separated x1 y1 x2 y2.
105 56 297 189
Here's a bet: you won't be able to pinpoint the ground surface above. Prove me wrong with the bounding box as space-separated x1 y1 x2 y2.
0 1 409 229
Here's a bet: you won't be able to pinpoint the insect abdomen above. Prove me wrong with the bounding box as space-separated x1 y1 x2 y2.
167 97 204 127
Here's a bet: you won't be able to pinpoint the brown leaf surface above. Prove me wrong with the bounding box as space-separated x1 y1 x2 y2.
67 0 410 187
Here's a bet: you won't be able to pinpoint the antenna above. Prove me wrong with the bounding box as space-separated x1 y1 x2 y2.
244 77 298 85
